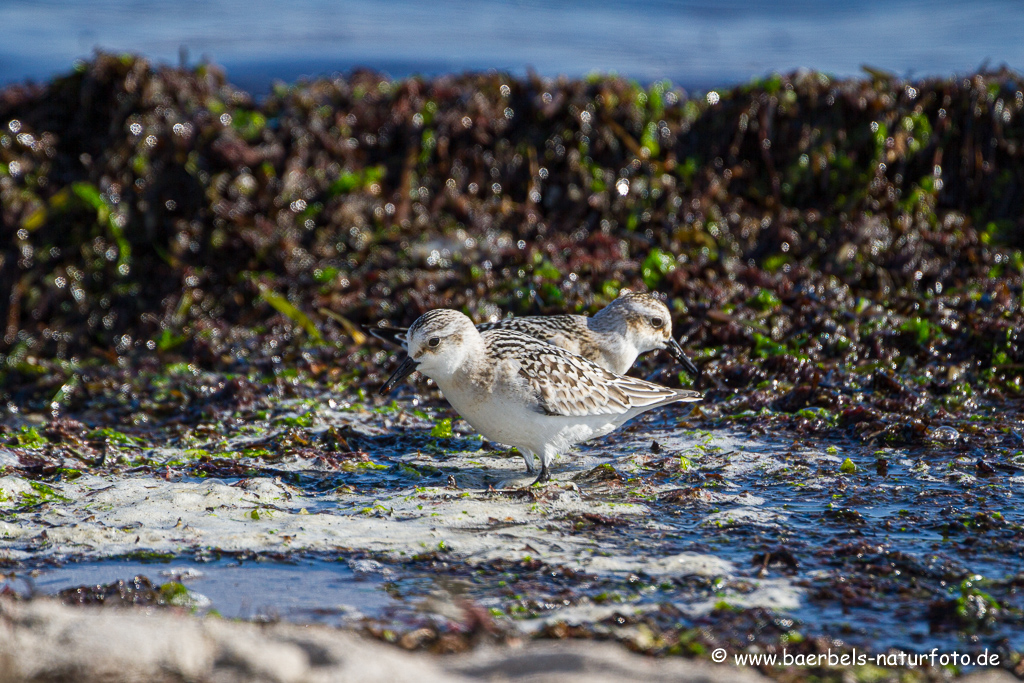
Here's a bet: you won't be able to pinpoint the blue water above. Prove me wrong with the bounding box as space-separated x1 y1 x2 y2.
1 0 1022 93
3 557 396 624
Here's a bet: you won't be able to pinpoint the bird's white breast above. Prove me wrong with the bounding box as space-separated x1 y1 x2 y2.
435 371 621 456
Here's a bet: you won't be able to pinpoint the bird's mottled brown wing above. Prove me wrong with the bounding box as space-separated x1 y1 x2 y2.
476 314 586 338
370 315 585 351
484 330 701 418
477 315 603 363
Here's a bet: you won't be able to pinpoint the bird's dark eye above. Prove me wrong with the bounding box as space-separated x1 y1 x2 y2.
428 337 441 348
650 317 664 328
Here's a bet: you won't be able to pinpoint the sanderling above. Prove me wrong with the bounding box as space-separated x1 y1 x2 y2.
368 292 700 380
379 309 702 484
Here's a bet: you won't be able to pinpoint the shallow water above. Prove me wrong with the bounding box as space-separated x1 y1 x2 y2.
1 0 1022 92
4 557 392 625
3 402 1022 658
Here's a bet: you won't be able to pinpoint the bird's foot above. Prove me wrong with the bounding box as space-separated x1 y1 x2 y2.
530 465 551 487
510 447 536 473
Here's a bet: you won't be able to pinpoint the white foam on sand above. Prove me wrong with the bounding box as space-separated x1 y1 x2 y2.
0 422 803 621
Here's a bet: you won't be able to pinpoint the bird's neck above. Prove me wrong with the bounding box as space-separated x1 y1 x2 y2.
584 318 637 375
434 335 491 395
588 310 617 333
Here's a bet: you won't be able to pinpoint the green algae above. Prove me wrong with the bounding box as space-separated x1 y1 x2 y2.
12 426 48 448
430 418 453 439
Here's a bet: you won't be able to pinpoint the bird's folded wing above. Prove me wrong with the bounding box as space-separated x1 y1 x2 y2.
487 331 700 418
476 315 583 339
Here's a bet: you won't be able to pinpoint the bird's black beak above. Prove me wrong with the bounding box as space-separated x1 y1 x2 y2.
379 356 419 395
666 337 701 381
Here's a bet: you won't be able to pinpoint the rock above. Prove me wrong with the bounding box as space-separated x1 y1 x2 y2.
0 597 766 683
958 671 1020 683
0 598 446 683
450 640 769 683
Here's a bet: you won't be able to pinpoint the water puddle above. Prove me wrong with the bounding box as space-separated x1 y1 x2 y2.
3 556 397 626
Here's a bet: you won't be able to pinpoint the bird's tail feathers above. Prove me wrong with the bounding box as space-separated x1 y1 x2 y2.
363 324 410 349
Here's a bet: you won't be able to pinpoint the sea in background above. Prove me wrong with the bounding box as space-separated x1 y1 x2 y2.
1 0 1022 94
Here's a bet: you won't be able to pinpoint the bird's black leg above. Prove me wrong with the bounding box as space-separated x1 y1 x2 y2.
531 461 550 486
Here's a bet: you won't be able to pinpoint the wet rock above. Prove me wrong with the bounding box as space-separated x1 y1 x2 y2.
751 547 799 572
57 575 162 607
572 463 623 484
